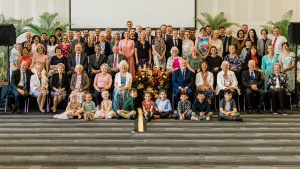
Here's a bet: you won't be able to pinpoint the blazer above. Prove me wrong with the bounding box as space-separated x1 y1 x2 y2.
68 53 88 72
241 70 264 90
215 70 240 95
221 36 240 57
11 69 33 91
96 41 111 57
172 68 194 89
162 34 172 42
166 38 182 59
107 54 126 69
88 53 107 72
267 72 288 90
70 72 90 93
50 73 69 92
244 54 262 70
30 73 48 93
71 39 86 53
257 38 272 56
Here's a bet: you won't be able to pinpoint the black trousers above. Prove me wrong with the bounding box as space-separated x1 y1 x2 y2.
11 88 29 108
245 88 266 109
154 111 173 118
270 88 285 110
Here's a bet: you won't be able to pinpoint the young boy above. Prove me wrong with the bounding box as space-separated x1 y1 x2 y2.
240 39 252 63
154 90 173 119
174 93 192 120
117 88 137 120
191 91 213 121
219 90 243 122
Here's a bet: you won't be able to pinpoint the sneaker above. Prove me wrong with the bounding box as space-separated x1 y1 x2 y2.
190 116 199 121
106 115 111 119
129 115 136 120
272 111 278 115
167 114 173 119
146 113 151 121
153 115 160 119
282 110 288 115
235 117 243 122
205 116 210 121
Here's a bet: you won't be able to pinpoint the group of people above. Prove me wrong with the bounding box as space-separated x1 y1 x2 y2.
9 21 296 122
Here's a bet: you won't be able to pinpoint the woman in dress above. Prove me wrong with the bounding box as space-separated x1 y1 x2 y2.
224 45 242 85
50 63 69 113
209 30 223 57
195 61 214 104
70 64 90 103
135 32 152 67
30 45 49 76
30 63 48 113
206 46 223 88
113 60 132 112
119 31 135 76
236 29 245 55
58 34 72 58
182 31 194 59
247 29 258 47
31 35 41 56
129 28 138 43
49 46 68 77
166 46 183 73
85 32 97 56
110 32 120 53
244 45 262 70
268 63 288 115
195 28 209 60
47 35 58 61
261 45 278 91
25 42 33 56
152 29 166 69
18 47 32 67
186 46 202 73
94 63 112 110
278 42 296 92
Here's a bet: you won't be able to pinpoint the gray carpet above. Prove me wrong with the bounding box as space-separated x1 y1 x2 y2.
0 110 300 168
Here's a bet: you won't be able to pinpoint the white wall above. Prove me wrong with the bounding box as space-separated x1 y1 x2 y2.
0 0 299 42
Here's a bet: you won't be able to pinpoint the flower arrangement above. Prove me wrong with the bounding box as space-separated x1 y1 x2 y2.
134 66 171 99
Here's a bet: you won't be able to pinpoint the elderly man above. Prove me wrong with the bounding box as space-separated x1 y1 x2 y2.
272 27 287 55
172 59 194 108
11 60 33 113
221 28 239 57
242 60 265 114
67 44 88 79
107 46 126 76
21 32 32 47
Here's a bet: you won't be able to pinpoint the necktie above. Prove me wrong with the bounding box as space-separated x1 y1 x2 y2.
225 38 229 52
273 37 277 47
263 39 266 56
148 36 150 43
183 70 186 80
113 55 117 68
23 71 26 88
174 39 177 47
96 54 99 61
76 54 80 65
250 71 254 80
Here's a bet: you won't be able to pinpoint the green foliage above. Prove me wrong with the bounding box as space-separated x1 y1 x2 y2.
260 10 293 41
27 12 71 36
195 12 240 31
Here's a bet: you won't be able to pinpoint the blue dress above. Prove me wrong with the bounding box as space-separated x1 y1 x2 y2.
261 54 279 91
113 77 129 112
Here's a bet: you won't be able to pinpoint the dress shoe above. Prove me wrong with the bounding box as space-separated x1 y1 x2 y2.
12 106 18 113
257 109 263 114
247 109 252 114
129 115 136 120
17 108 21 114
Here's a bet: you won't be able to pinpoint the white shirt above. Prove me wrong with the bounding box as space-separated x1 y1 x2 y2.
76 53 81 65
272 35 287 55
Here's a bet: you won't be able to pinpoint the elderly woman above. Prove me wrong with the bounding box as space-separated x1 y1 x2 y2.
182 31 194 59
268 63 288 115
49 46 67 77
30 45 49 76
30 63 48 113
119 31 135 76
224 45 242 84
94 63 112 110
261 45 278 91
186 46 202 73
216 61 240 104
152 29 166 69
278 42 296 92
113 60 132 112
135 32 152 67
50 63 69 113
166 46 183 73
70 64 90 103
195 61 214 104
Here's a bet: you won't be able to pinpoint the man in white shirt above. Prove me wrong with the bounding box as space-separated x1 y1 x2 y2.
272 27 287 55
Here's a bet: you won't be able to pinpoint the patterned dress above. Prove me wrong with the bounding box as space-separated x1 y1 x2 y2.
278 52 296 92
152 38 166 69
261 54 279 91
182 39 193 59
197 37 209 57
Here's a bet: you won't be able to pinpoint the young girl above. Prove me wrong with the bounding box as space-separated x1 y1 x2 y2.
81 93 96 121
94 90 116 119
154 90 172 119
142 92 155 121
66 93 83 119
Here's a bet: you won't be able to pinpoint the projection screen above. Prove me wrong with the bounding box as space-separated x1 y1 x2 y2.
70 0 196 30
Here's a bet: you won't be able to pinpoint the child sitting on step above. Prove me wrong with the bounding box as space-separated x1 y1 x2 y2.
94 90 116 119
191 91 213 121
154 90 173 119
142 92 155 121
81 93 96 121
219 90 243 122
66 93 83 119
174 92 192 120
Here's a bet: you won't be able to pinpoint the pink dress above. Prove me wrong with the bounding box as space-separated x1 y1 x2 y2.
119 39 135 76
58 43 72 57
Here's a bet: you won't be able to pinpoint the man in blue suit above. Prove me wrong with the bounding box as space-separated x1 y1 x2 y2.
172 59 194 109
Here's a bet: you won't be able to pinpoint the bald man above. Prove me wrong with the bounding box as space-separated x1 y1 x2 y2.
67 44 88 78
221 28 239 57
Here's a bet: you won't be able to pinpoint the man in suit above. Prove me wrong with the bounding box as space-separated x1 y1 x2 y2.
145 27 154 45
166 29 182 60
161 24 172 42
67 44 88 79
121 21 138 39
172 59 194 108
21 32 33 48
10 60 33 113
107 46 126 76
242 60 265 114
257 29 272 56
71 31 86 53
221 28 239 57
89 44 107 82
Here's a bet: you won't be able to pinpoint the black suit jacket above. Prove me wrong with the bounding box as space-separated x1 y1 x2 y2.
11 69 33 91
96 41 112 56
68 53 88 72
89 53 107 72
166 38 182 59
50 73 69 92
244 54 262 70
107 54 126 69
242 70 264 90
